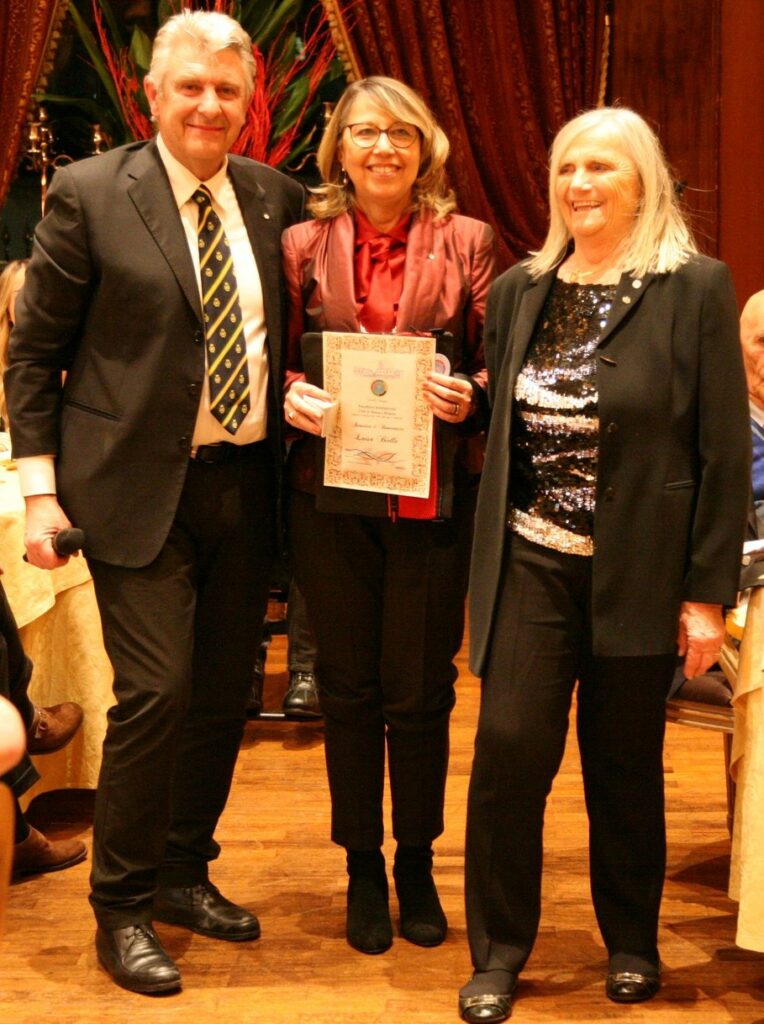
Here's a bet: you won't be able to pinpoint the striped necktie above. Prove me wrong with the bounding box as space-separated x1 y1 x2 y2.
194 185 249 434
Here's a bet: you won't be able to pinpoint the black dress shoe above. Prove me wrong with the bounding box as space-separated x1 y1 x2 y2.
96 924 181 994
606 969 661 1003
459 971 517 1023
282 671 322 719
154 881 260 941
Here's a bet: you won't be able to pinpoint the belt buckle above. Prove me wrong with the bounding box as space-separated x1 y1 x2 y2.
191 443 224 463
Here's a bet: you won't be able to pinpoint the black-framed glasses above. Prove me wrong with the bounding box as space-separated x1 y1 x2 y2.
343 122 419 149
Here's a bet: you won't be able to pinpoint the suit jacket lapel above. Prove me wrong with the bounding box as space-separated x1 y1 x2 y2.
505 269 556 385
597 272 656 349
395 211 440 332
127 142 201 322
487 269 555 449
321 213 360 331
229 163 282 348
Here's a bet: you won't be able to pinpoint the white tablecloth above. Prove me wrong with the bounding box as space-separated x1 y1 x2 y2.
0 458 112 799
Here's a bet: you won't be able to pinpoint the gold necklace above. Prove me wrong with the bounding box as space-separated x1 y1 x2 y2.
567 266 598 284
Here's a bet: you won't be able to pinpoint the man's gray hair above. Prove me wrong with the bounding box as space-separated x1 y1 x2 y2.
145 9 255 101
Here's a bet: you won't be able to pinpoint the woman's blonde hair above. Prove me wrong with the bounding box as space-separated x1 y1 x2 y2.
0 260 27 427
527 106 697 279
309 76 456 220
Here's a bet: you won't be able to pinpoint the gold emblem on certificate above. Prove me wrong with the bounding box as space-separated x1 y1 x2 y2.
322 331 436 496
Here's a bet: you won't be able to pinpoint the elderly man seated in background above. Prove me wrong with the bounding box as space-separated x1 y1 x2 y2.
669 288 764 706
741 291 764 532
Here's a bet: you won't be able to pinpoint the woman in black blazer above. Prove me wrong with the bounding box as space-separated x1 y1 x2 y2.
459 107 750 1023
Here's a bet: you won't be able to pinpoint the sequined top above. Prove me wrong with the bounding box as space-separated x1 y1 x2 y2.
508 279 616 556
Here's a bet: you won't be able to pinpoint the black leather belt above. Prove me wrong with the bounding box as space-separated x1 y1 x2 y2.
189 440 266 464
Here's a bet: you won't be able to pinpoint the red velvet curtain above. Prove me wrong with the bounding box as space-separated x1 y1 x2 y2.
323 0 608 268
0 0 64 209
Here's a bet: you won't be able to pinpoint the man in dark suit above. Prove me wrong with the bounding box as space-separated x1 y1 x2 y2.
5 10 303 994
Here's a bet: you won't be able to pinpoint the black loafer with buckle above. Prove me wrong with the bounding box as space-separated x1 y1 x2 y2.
459 970 517 1023
606 969 661 1003
606 955 661 1003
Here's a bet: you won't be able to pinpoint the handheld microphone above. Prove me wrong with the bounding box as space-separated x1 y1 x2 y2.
51 528 86 556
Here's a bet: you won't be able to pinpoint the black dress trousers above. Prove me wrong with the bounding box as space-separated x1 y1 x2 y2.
289 487 476 851
87 445 275 929
465 532 675 974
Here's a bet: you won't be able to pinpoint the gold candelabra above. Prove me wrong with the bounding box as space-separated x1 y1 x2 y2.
24 104 109 214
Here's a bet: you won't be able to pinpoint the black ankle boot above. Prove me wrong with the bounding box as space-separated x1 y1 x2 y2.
393 844 447 947
346 849 392 954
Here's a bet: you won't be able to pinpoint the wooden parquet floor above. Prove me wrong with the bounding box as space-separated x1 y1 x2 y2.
2 628 763 1023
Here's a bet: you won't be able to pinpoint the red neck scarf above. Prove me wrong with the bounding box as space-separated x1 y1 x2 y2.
352 209 438 520
354 208 411 333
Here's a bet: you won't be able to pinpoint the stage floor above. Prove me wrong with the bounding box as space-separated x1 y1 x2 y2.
3 627 762 1023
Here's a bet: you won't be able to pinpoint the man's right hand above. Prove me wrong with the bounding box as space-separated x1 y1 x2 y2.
23 494 73 569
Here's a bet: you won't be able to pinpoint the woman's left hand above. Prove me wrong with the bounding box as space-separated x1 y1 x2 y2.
423 372 475 423
677 601 726 679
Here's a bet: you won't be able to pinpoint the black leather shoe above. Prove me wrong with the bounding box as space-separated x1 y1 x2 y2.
282 671 322 719
459 971 516 1023
606 969 661 1003
95 924 181 994
154 881 260 941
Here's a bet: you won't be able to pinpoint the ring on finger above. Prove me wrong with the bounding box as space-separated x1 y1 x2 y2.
451 401 459 416
288 410 295 421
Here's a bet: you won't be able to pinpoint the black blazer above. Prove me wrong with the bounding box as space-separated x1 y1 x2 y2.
469 256 751 671
6 139 304 567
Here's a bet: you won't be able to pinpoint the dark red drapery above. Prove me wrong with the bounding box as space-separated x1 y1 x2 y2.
0 0 64 209
323 0 608 268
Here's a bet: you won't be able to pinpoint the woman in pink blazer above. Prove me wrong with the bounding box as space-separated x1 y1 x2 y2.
282 77 495 956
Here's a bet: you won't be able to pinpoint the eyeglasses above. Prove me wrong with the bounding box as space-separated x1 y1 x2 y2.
343 122 419 149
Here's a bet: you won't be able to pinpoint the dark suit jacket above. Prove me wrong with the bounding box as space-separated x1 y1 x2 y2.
469 255 751 671
281 209 495 517
6 139 304 567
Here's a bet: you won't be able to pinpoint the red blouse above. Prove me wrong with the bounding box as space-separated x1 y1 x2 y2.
353 209 438 520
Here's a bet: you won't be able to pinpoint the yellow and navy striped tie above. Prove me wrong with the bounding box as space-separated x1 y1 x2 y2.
195 186 249 434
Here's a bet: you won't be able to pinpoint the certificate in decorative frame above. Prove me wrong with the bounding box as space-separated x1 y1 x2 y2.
322 330 435 496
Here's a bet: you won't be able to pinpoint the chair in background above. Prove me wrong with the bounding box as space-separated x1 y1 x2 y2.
666 657 736 836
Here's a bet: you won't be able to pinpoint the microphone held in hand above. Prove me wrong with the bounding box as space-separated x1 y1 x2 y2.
52 527 86 556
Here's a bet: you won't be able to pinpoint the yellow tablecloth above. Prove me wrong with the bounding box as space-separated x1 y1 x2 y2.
729 584 764 952
0 460 112 798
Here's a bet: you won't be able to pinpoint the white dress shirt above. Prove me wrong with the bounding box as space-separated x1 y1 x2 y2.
18 133 268 497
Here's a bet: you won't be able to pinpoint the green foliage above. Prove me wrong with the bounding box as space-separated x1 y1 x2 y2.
41 0 343 171
65 2 122 121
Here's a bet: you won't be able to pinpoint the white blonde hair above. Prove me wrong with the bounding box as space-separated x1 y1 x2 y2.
527 106 697 279
145 9 255 101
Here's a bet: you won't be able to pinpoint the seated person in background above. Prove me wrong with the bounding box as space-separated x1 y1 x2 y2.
247 578 321 720
669 288 764 705
0 260 28 430
0 578 86 878
0 695 25 777
742 291 764 533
